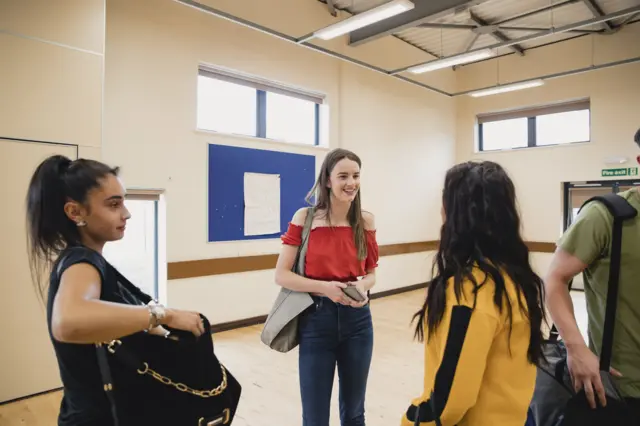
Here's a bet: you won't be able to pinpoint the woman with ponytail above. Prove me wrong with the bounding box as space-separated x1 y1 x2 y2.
401 161 546 426
26 156 205 426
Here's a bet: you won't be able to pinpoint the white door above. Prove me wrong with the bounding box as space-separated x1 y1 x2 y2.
0 139 76 402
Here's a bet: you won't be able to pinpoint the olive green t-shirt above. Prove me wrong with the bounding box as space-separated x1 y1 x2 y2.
558 188 640 398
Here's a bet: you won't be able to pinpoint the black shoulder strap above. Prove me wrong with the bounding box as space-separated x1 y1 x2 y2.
579 193 636 371
96 343 120 426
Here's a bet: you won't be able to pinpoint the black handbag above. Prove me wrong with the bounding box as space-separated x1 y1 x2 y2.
57 252 242 426
529 193 637 426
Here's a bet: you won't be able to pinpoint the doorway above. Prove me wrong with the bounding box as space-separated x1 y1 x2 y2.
0 138 77 403
563 179 640 290
103 192 163 302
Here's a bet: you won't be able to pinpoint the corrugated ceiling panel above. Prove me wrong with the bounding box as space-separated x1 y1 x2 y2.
396 27 473 56
473 34 500 49
469 0 564 24
506 2 597 28
519 31 583 49
598 0 640 14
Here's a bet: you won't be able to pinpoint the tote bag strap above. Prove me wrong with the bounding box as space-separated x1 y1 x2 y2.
292 207 315 275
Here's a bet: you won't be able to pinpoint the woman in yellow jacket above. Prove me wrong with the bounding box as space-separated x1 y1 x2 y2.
402 161 545 426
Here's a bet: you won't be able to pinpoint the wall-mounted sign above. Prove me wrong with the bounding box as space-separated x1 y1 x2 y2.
601 167 639 177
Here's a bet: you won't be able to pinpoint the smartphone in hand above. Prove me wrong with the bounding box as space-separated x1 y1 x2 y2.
342 285 366 302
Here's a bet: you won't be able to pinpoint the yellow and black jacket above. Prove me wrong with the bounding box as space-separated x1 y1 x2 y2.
401 268 536 426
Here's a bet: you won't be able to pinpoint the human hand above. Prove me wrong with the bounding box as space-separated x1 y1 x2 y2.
163 309 205 337
322 281 350 305
566 342 622 409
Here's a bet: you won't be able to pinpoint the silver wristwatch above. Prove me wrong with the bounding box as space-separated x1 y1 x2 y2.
147 301 166 331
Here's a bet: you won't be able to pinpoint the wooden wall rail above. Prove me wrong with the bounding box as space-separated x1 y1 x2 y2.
167 240 555 280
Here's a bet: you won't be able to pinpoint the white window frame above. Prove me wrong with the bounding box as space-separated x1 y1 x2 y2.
197 65 326 146
476 98 591 152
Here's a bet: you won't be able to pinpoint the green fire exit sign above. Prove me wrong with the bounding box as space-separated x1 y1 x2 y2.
601 167 639 177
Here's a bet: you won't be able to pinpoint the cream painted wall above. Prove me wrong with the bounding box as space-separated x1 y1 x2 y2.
104 0 455 323
456 25 640 246
0 0 104 153
0 0 105 401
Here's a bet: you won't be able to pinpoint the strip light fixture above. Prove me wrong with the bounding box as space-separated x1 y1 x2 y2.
407 49 496 74
313 0 415 40
469 79 545 97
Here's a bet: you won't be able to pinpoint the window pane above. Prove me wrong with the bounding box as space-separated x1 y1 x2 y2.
481 117 528 151
266 92 316 145
197 76 256 136
536 109 590 146
103 199 157 299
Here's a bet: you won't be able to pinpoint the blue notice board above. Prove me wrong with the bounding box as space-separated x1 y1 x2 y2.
208 144 316 242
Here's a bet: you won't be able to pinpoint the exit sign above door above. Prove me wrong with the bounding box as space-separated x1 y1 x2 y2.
602 167 639 177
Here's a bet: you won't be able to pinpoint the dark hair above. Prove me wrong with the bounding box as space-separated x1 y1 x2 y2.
634 127 640 147
26 155 119 297
306 148 367 260
413 161 546 365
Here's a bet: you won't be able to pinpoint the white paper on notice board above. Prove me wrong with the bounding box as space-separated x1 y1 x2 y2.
244 172 281 236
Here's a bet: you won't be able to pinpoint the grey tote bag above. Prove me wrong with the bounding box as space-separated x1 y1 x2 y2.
260 207 315 353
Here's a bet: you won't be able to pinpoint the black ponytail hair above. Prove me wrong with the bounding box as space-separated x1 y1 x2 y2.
26 155 119 298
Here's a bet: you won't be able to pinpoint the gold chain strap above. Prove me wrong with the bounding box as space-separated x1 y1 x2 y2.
106 340 228 398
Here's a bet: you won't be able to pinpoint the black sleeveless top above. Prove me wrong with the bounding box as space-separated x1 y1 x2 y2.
47 246 142 426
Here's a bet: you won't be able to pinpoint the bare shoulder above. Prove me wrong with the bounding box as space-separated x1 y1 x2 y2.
58 263 102 299
362 211 376 230
291 207 311 226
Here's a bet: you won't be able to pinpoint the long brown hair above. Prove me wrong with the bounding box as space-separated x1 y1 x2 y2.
305 148 367 260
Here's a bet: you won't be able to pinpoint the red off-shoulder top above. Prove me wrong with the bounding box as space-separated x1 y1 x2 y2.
281 224 379 282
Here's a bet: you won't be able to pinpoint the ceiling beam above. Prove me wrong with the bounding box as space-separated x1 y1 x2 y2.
581 0 614 31
417 22 599 34
469 11 525 55
620 12 640 26
391 5 640 74
348 0 491 46
463 32 481 52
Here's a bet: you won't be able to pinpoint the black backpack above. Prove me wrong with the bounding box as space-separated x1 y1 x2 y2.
528 192 637 425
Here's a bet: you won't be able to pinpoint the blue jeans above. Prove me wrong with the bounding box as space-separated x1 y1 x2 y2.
298 296 374 426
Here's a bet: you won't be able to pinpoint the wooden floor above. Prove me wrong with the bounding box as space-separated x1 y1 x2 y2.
0 290 589 426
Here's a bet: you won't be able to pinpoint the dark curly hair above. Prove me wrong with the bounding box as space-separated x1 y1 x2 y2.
413 161 546 365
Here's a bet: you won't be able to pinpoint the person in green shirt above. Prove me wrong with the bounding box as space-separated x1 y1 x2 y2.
545 128 640 419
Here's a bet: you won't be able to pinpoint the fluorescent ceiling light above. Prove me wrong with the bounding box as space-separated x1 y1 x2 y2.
469 79 545 97
407 49 495 74
313 0 415 40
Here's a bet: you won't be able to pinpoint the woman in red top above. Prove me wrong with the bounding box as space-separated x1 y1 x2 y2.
275 148 379 426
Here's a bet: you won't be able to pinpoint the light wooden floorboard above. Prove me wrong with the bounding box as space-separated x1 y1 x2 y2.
0 289 589 426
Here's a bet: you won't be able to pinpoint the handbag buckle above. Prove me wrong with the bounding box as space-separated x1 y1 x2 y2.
107 340 122 354
198 409 230 425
